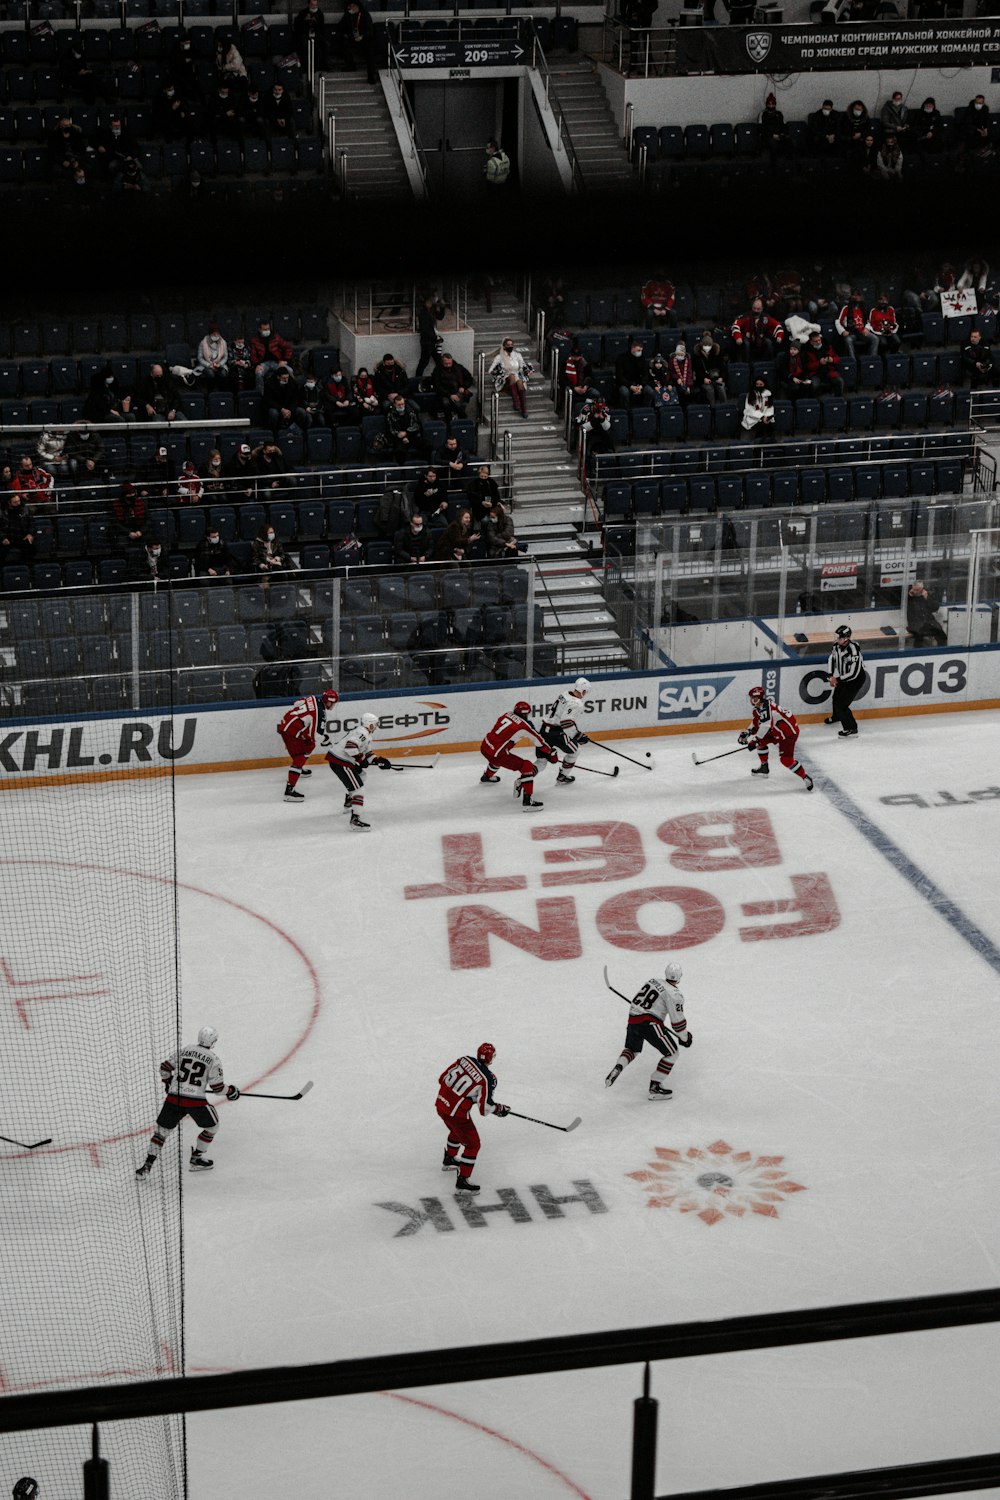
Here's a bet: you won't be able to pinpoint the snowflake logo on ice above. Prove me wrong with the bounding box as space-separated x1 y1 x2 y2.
627 1139 806 1226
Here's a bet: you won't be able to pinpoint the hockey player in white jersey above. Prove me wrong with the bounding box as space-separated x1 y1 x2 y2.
136 1026 239 1175
539 677 591 786
605 963 692 1099
322 712 393 829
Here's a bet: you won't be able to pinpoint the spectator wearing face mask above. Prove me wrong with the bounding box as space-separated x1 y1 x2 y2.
742 378 775 440
195 525 233 577
297 371 331 428
692 332 728 405
252 521 291 573
867 294 901 355
250 319 294 392
615 338 655 408
133 539 167 580
808 99 842 158
836 290 879 358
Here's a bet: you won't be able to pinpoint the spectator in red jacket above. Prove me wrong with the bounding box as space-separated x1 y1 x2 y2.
836 290 879 358
801 330 844 396
640 275 675 328
731 298 784 361
250 318 294 392
10 455 54 503
866 294 901 355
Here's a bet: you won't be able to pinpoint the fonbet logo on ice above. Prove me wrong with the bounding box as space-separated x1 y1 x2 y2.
628 1140 806 1226
657 676 734 721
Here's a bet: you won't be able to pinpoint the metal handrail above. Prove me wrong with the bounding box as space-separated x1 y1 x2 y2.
386 44 430 199
527 20 584 194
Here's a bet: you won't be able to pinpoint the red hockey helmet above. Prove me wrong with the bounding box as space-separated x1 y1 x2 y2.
477 1042 496 1065
322 689 339 708
748 686 765 705
513 700 531 716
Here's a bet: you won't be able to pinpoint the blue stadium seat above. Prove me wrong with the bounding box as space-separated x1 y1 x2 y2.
881 464 909 498
921 312 944 346
848 395 874 430
798 469 824 504
771 472 798 507
743 473 770 508
659 478 687 513
874 394 901 430
885 353 910 388
685 404 711 442
928 389 955 426
820 397 847 431
911 353 938 386
902 393 927 428
631 480 658 516
825 469 854 504
630 407 657 445
794 399 820 434
715 475 742 509
603 482 630 519
659 126 684 159
687 477 716 511
684 123 710 158
933 460 962 495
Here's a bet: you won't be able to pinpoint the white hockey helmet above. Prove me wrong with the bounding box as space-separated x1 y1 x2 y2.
360 713 378 733
198 1025 218 1050
573 677 590 696
664 962 683 984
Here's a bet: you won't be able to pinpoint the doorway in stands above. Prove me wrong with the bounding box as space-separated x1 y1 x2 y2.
409 79 507 197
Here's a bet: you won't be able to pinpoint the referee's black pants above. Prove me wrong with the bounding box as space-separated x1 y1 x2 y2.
832 672 867 733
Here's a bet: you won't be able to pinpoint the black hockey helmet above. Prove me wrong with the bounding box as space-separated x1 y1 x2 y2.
835 624 852 639
14 1480 40 1500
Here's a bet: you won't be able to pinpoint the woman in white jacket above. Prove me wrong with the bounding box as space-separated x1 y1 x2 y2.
489 338 530 418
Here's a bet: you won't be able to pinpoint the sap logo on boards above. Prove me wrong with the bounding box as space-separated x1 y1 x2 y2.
657 677 734 720
377 1180 608 1237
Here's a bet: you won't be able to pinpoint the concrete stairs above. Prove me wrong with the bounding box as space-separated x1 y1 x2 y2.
319 73 412 200
547 59 637 194
469 287 628 670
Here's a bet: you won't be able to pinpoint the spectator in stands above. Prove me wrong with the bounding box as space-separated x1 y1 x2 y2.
432 507 480 563
85 364 133 424
267 80 297 139
110 481 148 554
37 427 66 472
10 456 54 504
251 319 294 392
412 467 449 527
778 339 814 402
143 445 176 498
480 498 518 559
373 352 409 405
132 539 167 581
961 97 995 169
466 463 501 524
115 153 145 195
910 97 944 155
836 290 879 358
324 364 359 424
692 331 728 405
903 261 954 315
196 524 234 577
297 372 331 428
0 493 36 565
93 113 140 180
295 0 330 68
252 441 286 489
846 130 879 177
961 329 995 387
196 322 230 382
229 335 255 392
866 294 901 355
242 85 269 140
264 366 306 433
432 352 475 420
839 100 872 153
541 275 567 324
879 90 910 143
140 363 182 422
352 366 380 413
170 34 203 101
216 35 248 86
48 116 90 181
640 274 675 328
225 441 257 493
906 580 948 646
807 100 842 159
153 82 196 141
387 392 426 462
63 422 106 486
616 338 655 407
958 257 991 297
211 82 245 145
335 0 378 82
576 393 615 455
801 329 844 396
393 511 431 564
60 34 100 105
666 341 695 405
176 460 204 506
203 449 227 494
561 342 593 401
874 133 903 183
731 297 784 361
489 339 530 419
647 351 672 404
436 433 469 495
252 521 292 573
741 378 775 441
759 93 791 161
415 292 446 384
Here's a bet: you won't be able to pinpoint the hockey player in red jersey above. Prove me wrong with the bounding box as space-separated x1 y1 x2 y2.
436 1042 509 1193
277 688 339 802
480 700 558 810
740 686 813 789
136 1025 239 1175
323 711 393 830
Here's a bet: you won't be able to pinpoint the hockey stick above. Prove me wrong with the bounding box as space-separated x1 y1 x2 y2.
691 745 750 767
591 741 654 770
575 763 619 778
239 1081 314 1101
603 965 630 1003
0 1133 53 1150
505 1110 582 1133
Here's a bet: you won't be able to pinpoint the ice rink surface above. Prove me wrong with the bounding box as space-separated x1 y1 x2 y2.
27 709 1000 1496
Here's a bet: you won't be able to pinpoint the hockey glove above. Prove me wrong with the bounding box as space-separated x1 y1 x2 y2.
738 730 750 746
679 1030 693 1048
226 1084 241 1101
541 747 559 763
575 732 590 745
492 1102 510 1117
372 756 392 770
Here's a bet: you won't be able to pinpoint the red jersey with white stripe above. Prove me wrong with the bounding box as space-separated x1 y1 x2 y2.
278 695 322 741
436 1055 500 1120
160 1045 225 1105
481 710 548 761
749 698 799 747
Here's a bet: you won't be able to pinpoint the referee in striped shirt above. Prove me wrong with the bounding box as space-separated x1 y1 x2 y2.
826 624 866 737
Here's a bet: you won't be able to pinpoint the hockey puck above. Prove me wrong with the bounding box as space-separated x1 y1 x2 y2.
644 752 651 759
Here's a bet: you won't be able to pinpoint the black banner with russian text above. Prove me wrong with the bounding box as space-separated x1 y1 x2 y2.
675 19 1000 73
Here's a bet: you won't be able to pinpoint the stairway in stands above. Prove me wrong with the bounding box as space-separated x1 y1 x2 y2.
547 59 638 194
318 74 411 200
469 286 628 672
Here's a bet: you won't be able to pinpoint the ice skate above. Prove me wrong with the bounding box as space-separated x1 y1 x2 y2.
750 762 769 775
442 1153 459 1171
838 729 858 737
824 716 837 725
454 1177 480 1193
648 1082 673 1099
343 795 352 813
556 770 575 785
522 796 544 811
804 776 814 790
605 1064 622 1088
349 812 370 830
135 1158 154 1177
298 767 312 777
283 786 305 801
189 1150 214 1171
480 769 500 783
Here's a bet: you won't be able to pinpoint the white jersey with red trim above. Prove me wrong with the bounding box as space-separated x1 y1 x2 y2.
625 978 689 1040
748 698 799 745
278 695 322 740
543 689 585 736
160 1044 225 1104
482 710 548 759
326 722 375 768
